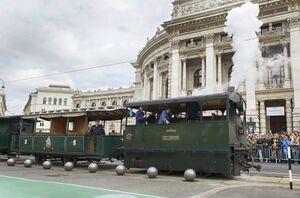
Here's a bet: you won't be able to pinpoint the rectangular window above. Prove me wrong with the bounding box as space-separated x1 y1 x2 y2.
42 98 47 105
58 98 62 105
64 98 67 105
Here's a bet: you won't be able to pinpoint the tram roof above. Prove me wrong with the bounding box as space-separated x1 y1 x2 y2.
125 92 242 111
21 107 128 121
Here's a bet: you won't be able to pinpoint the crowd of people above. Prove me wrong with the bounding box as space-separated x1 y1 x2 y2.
247 131 300 163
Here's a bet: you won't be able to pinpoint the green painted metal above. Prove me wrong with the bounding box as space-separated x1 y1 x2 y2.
124 121 238 176
11 135 122 158
94 136 123 157
125 122 229 151
0 117 21 153
66 136 86 153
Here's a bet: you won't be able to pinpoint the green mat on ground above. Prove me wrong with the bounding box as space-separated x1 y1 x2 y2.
0 175 158 198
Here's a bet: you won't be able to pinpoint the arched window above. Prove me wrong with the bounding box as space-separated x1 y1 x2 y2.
42 97 47 105
64 98 67 105
194 68 202 88
58 98 62 105
53 98 57 105
101 102 106 107
112 101 117 106
48 98 52 105
76 103 80 108
91 103 96 107
123 100 128 106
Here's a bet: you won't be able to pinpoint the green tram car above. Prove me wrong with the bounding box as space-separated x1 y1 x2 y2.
0 115 24 155
124 91 260 177
6 107 127 163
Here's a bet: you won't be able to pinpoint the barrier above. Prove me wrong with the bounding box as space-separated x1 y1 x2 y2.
252 144 300 162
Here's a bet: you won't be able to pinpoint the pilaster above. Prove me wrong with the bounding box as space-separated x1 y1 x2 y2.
204 34 216 94
171 40 181 98
259 101 266 134
288 16 300 131
286 99 293 133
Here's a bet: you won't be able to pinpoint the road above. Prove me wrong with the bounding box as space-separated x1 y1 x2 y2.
0 157 300 198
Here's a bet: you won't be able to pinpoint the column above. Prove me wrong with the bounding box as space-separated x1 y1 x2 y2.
204 34 217 94
289 17 300 131
283 43 290 88
143 71 148 100
201 56 206 87
159 73 163 98
246 78 258 126
217 53 222 92
181 58 187 95
286 99 293 133
171 41 181 98
259 101 266 134
153 60 159 99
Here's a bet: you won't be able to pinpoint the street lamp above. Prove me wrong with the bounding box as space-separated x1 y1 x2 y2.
0 79 5 89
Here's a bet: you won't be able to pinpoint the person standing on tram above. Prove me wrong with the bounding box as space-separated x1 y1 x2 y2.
159 107 171 124
136 106 145 126
89 120 105 152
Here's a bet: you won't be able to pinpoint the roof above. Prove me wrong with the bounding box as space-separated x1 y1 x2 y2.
21 107 128 121
125 92 243 112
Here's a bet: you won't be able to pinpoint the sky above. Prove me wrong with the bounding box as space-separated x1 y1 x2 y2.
0 0 173 114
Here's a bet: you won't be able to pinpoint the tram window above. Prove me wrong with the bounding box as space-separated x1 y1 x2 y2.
68 121 75 132
202 110 225 121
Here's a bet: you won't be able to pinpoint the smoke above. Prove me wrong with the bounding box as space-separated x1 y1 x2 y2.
260 54 288 83
224 1 263 89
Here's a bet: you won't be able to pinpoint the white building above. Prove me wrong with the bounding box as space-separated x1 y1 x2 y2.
72 87 134 109
72 87 135 133
24 84 76 132
132 0 300 133
0 88 7 116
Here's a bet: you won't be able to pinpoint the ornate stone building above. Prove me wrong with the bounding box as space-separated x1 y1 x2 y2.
132 0 300 133
72 87 135 132
24 85 76 132
72 87 134 109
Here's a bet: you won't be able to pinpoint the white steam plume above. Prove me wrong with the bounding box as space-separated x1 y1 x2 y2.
224 1 263 90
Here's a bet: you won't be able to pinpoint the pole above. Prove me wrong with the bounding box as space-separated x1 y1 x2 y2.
288 146 293 190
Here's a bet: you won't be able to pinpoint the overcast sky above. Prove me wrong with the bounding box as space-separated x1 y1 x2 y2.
0 0 173 114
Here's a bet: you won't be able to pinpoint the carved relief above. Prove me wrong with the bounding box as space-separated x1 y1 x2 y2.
174 0 243 18
171 40 180 50
288 16 300 29
204 34 214 43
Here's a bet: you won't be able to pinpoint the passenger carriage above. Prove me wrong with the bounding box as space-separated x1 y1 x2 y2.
9 107 127 163
124 91 260 177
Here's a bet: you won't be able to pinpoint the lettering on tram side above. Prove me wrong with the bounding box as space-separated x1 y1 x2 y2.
165 128 177 133
162 135 180 141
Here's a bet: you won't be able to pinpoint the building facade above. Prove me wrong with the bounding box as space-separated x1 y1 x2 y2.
72 87 135 133
132 0 300 133
0 88 7 116
72 87 134 109
24 85 76 132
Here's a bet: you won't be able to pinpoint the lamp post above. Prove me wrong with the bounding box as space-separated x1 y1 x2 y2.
0 79 5 89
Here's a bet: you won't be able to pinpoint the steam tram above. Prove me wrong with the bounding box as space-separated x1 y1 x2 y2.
0 91 259 176
124 91 260 176
2 107 127 163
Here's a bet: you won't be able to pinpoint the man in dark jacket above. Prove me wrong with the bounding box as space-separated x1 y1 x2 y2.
136 107 145 126
89 120 105 152
90 120 105 136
